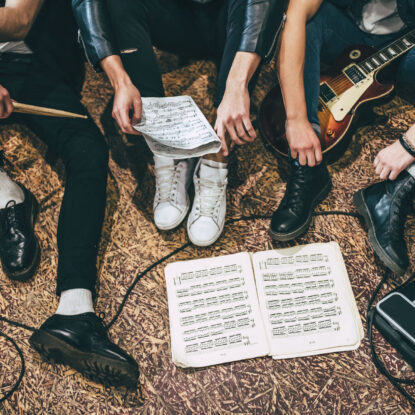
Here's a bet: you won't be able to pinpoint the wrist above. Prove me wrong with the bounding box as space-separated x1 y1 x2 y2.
101 55 133 91
286 113 308 124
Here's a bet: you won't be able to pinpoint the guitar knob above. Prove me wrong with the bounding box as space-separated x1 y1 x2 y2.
327 129 335 138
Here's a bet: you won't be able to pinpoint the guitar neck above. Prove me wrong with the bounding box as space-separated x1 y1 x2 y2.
357 29 415 75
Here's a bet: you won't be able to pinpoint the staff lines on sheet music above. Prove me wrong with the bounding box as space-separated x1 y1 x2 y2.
272 319 341 338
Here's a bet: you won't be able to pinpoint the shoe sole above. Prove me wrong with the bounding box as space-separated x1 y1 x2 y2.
7 189 41 282
155 194 190 231
187 216 225 247
353 189 406 275
30 329 139 388
269 178 332 242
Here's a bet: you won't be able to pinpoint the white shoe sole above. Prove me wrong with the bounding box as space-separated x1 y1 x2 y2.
154 194 190 231
187 217 225 247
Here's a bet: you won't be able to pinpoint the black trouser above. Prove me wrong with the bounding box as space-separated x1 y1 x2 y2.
106 0 253 106
0 54 108 295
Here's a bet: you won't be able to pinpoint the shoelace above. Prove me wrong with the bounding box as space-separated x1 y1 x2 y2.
197 178 225 218
155 164 178 204
2 200 20 235
390 180 414 241
281 165 309 211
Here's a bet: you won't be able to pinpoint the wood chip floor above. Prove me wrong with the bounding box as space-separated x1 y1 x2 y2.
0 52 414 414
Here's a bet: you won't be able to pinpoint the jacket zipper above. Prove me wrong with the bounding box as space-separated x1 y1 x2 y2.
264 13 287 62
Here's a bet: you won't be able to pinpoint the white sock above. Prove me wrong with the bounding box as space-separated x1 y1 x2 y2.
55 289 94 315
200 159 228 181
0 170 24 209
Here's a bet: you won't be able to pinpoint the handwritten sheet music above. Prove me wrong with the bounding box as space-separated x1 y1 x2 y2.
165 253 269 368
252 242 363 359
134 96 222 158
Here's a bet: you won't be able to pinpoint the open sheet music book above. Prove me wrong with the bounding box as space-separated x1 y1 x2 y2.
164 242 363 368
134 96 221 158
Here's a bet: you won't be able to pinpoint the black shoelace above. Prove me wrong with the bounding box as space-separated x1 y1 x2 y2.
281 164 309 210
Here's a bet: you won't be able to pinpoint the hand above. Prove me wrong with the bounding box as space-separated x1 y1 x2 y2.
374 139 415 180
285 118 322 166
214 83 256 157
0 85 13 119
112 82 142 135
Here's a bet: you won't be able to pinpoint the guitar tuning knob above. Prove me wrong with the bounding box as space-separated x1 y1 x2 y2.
327 129 335 138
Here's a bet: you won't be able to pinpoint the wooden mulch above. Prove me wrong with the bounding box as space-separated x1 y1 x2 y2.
0 51 414 414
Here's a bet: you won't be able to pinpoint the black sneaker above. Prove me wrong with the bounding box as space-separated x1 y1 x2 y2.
0 184 40 281
270 159 332 241
353 171 415 275
30 312 139 388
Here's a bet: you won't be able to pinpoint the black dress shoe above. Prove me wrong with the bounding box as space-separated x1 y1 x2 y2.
30 312 139 388
0 184 40 281
270 159 332 241
353 171 415 275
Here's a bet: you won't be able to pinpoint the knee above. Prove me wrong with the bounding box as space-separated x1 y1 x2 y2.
305 2 334 41
65 133 109 180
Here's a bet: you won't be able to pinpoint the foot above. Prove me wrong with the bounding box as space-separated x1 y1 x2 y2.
353 171 415 275
30 312 139 388
0 184 40 281
153 156 195 230
270 159 331 241
187 159 227 247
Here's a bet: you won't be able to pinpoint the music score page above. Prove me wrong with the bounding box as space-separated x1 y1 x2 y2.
165 253 269 368
134 96 221 158
252 242 363 359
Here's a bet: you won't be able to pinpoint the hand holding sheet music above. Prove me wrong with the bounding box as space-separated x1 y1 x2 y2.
134 96 222 158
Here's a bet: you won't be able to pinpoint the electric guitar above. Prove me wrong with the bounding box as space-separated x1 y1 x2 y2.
259 29 415 158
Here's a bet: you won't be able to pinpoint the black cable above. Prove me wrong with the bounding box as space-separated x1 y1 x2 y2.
0 209 377 405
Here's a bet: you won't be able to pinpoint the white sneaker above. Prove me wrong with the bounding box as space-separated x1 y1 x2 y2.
187 159 228 247
153 156 195 230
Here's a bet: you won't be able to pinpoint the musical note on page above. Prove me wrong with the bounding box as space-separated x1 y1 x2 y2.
134 96 222 158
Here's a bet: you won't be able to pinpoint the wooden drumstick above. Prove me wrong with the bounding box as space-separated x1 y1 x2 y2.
12 102 88 119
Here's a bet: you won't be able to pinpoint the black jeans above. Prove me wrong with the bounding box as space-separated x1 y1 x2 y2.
106 0 253 106
0 55 108 295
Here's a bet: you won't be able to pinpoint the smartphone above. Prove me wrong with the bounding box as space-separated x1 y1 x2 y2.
376 292 415 346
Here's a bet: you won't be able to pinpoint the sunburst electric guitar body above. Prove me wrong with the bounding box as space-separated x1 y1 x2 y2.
259 30 415 158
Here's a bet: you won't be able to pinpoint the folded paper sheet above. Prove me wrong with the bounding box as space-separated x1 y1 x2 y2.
134 96 221 158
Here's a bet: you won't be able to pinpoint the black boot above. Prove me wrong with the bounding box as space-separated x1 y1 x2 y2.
0 184 40 281
30 312 139 388
353 171 415 275
270 159 332 241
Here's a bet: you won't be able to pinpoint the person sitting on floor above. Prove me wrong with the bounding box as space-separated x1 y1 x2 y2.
72 0 287 246
0 0 138 387
354 123 415 276
270 0 415 242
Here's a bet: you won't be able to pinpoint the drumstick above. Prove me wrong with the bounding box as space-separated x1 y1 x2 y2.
12 102 88 119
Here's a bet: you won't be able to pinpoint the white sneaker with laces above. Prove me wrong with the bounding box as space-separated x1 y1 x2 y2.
153 156 195 230
187 159 228 247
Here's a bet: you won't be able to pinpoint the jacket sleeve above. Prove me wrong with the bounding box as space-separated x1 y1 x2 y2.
71 0 119 71
238 0 288 63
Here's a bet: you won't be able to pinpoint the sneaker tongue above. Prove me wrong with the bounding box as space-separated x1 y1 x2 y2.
200 162 227 182
154 156 175 168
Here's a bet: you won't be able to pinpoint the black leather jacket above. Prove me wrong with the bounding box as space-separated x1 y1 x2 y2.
72 0 288 71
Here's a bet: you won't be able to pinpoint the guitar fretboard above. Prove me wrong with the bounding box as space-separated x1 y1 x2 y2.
357 29 415 75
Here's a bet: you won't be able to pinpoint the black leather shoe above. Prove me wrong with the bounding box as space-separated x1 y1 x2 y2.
0 184 40 281
270 159 332 241
353 171 415 275
30 312 139 388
